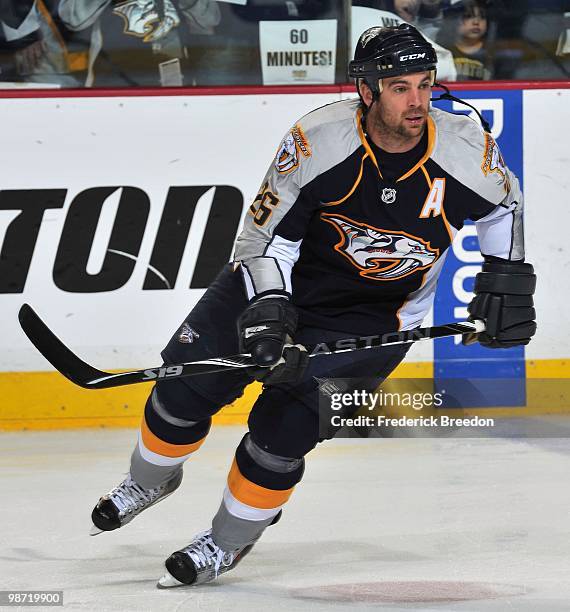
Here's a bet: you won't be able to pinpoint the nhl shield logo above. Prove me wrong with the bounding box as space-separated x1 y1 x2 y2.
381 188 397 204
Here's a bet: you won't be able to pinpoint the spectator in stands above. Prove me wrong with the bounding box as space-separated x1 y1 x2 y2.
502 0 570 80
436 0 493 80
414 0 444 39
0 0 79 86
352 1 444 38
1 1 39 81
58 0 221 87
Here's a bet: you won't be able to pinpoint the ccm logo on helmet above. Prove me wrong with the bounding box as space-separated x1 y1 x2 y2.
400 53 426 61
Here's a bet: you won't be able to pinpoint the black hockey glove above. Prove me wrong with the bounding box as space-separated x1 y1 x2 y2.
464 259 537 349
237 297 309 385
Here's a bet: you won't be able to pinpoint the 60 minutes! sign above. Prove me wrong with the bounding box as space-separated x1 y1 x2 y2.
259 19 338 85
0 185 244 294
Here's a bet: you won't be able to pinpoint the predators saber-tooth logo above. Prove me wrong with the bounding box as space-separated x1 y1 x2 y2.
113 0 180 43
275 124 311 174
322 214 439 281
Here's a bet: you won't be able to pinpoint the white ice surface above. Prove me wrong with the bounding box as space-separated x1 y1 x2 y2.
1 426 569 611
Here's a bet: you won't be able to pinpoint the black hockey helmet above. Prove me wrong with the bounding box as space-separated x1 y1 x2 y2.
349 24 438 99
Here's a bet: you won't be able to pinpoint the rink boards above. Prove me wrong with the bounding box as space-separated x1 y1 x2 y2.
0 84 568 430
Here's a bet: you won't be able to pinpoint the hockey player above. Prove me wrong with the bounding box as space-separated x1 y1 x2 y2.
90 23 536 588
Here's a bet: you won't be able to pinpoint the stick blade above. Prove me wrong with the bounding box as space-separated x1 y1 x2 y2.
18 304 106 389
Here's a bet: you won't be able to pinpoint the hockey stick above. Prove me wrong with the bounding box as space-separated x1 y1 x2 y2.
18 303 485 390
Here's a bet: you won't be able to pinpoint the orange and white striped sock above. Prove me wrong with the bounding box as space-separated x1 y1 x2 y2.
130 413 207 489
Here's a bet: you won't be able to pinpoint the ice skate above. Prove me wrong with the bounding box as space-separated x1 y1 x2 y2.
90 470 182 535
157 529 253 588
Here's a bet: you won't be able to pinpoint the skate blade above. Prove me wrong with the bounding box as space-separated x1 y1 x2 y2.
89 524 104 536
157 570 185 589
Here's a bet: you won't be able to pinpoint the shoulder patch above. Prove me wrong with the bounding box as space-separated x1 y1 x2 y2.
481 133 511 193
275 124 312 174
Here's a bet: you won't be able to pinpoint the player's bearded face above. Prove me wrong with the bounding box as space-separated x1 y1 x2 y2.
370 73 431 141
